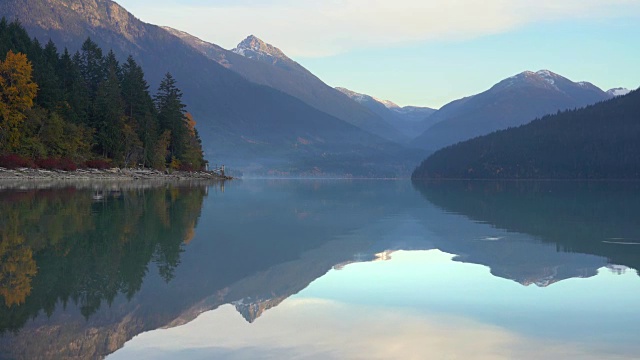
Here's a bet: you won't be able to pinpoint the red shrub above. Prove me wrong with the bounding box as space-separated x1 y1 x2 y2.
36 158 60 170
35 158 78 171
85 159 111 169
58 158 77 171
0 154 35 169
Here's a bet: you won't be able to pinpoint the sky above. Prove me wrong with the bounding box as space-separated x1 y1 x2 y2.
116 0 640 108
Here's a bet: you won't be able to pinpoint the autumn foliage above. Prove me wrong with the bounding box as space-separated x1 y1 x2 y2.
0 19 207 170
0 50 38 152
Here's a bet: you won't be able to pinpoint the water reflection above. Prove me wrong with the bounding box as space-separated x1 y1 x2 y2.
0 180 639 359
0 183 212 354
112 251 640 360
412 180 640 277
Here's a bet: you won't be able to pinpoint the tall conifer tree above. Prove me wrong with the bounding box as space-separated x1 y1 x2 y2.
121 56 157 167
155 73 187 162
94 60 124 162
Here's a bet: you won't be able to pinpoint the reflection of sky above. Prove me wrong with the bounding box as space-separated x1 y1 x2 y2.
110 250 640 360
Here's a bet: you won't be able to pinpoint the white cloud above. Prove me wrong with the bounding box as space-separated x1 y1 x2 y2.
123 0 640 57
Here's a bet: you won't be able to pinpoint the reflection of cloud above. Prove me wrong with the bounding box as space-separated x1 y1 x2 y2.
126 0 640 57
111 300 622 360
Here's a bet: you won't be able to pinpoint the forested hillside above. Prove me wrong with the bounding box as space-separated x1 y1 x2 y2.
412 89 640 179
0 19 206 171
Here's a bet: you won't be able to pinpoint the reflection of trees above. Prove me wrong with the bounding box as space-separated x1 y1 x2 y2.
0 230 37 307
0 185 207 333
413 180 640 273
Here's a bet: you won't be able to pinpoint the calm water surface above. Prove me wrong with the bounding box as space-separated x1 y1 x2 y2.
1 179 639 359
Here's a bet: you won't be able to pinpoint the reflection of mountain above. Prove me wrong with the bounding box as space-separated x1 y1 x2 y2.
0 181 415 358
3 180 640 359
412 180 640 278
233 297 288 324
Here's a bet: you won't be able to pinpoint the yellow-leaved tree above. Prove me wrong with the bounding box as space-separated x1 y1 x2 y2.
0 51 38 153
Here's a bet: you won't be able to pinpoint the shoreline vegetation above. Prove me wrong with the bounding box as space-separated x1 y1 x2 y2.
0 166 231 182
0 19 211 177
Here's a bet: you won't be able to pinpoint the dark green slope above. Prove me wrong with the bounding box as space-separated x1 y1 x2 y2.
0 0 415 176
413 88 640 179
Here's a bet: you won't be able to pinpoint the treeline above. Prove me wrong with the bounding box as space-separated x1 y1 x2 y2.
412 88 640 179
0 19 206 170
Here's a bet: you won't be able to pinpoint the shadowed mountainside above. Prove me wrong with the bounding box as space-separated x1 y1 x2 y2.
411 70 612 153
164 29 408 143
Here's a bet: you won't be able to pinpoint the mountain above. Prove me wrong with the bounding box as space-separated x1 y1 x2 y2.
412 89 640 179
607 87 631 97
0 0 412 177
336 87 437 138
411 70 612 153
162 28 407 144
231 35 301 72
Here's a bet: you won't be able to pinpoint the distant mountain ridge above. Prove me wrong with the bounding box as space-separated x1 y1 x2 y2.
411 69 613 153
336 87 437 138
162 27 407 143
607 87 631 97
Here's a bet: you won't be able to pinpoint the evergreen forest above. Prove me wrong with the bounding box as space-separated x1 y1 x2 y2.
0 19 206 171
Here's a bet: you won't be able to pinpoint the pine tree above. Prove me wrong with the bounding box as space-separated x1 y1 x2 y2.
59 49 89 124
155 73 187 161
94 61 125 162
121 56 157 167
104 50 122 83
32 39 61 110
79 38 104 101
5 20 31 54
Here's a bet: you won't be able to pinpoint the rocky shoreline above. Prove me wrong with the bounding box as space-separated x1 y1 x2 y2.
0 167 232 181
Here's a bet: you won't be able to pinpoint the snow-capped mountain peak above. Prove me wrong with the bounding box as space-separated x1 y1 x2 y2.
336 87 399 109
373 97 400 109
535 69 561 86
535 69 557 77
607 87 631 97
230 35 307 73
232 35 288 62
499 69 594 92
336 87 368 103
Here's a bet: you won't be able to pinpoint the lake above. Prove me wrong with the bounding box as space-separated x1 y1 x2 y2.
1 179 639 359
